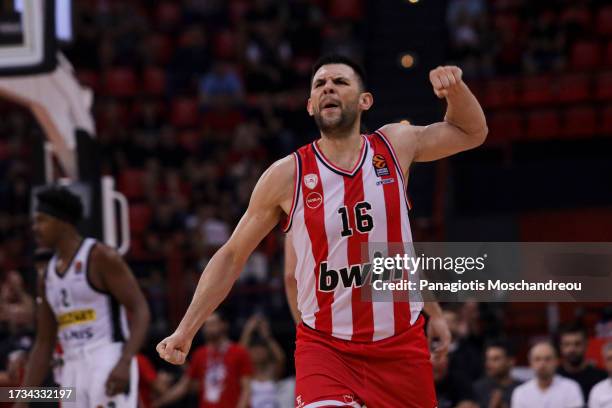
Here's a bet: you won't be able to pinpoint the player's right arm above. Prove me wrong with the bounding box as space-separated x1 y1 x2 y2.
157 156 295 365
21 268 57 386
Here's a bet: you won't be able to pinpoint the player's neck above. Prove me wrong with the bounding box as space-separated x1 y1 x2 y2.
55 231 82 261
562 359 586 373
317 131 363 170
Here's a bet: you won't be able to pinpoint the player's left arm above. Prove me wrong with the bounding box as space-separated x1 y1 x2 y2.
423 302 451 361
90 244 151 396
380 65 487 169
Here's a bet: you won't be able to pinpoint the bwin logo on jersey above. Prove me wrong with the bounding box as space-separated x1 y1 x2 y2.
317 254 404 292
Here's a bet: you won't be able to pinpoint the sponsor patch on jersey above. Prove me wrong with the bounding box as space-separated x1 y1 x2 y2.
376 178 395 186
372 154 390 177
305 191 323 209
303 173 318 189
57 309 96 328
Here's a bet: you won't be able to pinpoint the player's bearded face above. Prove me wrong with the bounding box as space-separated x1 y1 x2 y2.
313 95 359 135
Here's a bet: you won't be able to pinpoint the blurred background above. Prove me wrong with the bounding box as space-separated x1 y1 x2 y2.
0 0 611 407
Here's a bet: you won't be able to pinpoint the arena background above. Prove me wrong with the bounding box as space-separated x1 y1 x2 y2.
0 0 611 407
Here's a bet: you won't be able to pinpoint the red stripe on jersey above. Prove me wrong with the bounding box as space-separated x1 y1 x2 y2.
343 170 374 342
299 145 333 333
282 153 301 232
368 134 412 335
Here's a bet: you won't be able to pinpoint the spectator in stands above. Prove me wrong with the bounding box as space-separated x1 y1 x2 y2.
433 352 478 408
137 353 172 408
240 314 287 408
0 305 33 386
154 311 252 408
199 61 244 108
473 339 522 408
557 322 607 401
511 341 583 408
444 307 483 382
0 271 34 330
588 342 612 408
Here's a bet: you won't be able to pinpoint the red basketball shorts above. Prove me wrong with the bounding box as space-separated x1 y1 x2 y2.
294 314 437 408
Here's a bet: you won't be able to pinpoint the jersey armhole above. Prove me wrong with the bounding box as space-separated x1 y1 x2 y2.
374 128 413 210
282 152 301 233
85 242 110 295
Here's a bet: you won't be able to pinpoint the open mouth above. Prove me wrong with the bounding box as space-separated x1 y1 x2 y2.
321 101 340 111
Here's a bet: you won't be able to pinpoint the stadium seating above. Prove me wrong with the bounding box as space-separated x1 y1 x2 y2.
526 110 560 140
570 41 601 71
562 106 597 138
103 68 139 98
170 98 199 128
556 74 590 104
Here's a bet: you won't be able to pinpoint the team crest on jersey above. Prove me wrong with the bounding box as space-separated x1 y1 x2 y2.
372 154 390 177
303 173 318 189
305 191 323 209
74 261 82 274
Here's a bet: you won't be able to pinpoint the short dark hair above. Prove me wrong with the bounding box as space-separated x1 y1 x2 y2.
558 321 588 341
35 186 83 225
485 339 515 358
311 54 367 90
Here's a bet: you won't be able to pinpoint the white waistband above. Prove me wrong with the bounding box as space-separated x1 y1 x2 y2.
61 339 122 361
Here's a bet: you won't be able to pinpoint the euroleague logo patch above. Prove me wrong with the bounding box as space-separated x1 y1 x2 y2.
372 154 390 177
305 191 323 209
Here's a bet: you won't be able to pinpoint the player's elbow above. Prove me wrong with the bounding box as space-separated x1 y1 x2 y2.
468 124 488 148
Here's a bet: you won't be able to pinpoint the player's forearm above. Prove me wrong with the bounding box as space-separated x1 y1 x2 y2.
237 378 251 408
21 341 53 386
120 300 150 362
176 244 244 339
444 82 488 140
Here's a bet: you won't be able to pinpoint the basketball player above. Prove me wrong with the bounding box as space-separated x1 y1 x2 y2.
157 54 487 407
19 186 150 407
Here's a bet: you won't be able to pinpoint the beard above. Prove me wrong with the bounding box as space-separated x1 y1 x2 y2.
566 353 584 367
313 103 359 137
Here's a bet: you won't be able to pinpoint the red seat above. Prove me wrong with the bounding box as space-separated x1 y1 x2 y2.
118 169 147 200
556 74 590 103
148 34 173 65
179 130 200 154
482 78 519 109
494 14 521 35
129 204 153 235
526 110 560 139
570 41 601 70
143 67 166 95
488 111 523 142
561 6 591 29
213 31 238 59
156 2 181 28
601 105 612 135
328 0 364 21
562 106 597 138
520 75 554 106
170 98 199 128
103 68 138 98
606 41 612 67
596 6 612 37
76 70 99 91
595 72 612 101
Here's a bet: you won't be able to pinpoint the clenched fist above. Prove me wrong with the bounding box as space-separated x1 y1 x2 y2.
429 66 463 99
156 331 192 365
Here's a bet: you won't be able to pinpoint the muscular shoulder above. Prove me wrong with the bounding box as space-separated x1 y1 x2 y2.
255 154 295 212
377 122 422 173
90 242 124 269
378 122 419 153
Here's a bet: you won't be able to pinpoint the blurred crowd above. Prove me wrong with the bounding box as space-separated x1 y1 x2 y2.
446 0 611 78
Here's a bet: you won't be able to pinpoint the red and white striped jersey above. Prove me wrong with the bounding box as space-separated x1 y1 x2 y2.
284 130 423 342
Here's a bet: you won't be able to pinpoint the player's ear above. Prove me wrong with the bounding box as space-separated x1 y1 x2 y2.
307 97 314 116
359 92 373 112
